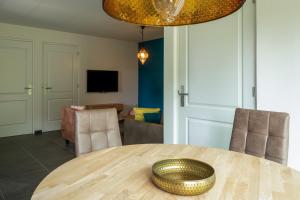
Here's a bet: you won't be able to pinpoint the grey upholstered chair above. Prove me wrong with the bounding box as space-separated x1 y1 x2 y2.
74 108 122 156
230 108 290 165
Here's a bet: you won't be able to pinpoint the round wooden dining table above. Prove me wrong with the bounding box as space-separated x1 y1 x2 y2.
31 144 300 200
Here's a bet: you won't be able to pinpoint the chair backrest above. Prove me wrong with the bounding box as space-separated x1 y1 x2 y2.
230 108 289 165
75 108 122 156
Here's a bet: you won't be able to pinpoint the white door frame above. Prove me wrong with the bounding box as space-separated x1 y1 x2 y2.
164 27 180 144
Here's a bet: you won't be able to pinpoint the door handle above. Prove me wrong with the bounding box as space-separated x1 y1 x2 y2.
24 84 32 96
43 86 52 95
178 85 188 107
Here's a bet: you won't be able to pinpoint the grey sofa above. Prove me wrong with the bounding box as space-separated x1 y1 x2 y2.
123 118 163 145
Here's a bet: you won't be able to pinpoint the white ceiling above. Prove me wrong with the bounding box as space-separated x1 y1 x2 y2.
0 0 164 42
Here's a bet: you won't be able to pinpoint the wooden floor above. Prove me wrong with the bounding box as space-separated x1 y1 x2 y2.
0 131 75 200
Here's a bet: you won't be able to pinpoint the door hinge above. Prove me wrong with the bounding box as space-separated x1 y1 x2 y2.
252 86 257 98
252 0 256 4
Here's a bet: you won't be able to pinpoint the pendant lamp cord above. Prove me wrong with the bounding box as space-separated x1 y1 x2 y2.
141 26 145 42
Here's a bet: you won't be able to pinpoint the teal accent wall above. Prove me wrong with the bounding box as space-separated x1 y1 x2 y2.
138 38 164 110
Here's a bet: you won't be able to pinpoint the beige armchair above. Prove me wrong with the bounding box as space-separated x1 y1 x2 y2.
230 108 290 165
74 108 122 156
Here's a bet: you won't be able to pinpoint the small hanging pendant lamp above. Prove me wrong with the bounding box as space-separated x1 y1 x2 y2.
137 26 149 65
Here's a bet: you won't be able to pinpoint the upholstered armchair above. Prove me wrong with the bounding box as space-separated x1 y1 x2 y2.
61 107 78 144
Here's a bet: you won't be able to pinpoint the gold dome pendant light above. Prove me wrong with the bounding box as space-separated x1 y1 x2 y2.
137 26 149 65
102 0 246 26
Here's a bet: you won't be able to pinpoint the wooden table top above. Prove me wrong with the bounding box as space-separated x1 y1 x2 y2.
32 144 300 200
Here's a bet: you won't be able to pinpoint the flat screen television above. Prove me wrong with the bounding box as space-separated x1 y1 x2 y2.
87 70 118 93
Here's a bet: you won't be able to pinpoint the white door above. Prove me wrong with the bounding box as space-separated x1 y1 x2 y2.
0 39 33 137
43 43 79 132
164 1 256 148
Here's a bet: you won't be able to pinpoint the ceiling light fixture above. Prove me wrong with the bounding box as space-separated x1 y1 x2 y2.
102 0 246 26
137 26 149 65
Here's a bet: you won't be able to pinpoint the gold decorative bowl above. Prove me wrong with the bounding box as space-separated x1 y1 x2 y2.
152 159 216 196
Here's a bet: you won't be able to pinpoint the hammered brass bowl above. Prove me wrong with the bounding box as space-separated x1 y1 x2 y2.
152 159 216 196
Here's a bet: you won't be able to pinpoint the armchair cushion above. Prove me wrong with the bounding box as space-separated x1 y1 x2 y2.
144 112 161 124
133 107 160 121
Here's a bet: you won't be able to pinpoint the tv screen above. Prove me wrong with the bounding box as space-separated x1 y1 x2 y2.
87 70 118 93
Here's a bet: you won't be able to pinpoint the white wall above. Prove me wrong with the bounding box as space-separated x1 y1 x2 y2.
0 22 138 131
257 0 300 170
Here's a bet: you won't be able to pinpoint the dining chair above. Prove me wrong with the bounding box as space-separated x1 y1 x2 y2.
230 108 290 165
74 108 122 156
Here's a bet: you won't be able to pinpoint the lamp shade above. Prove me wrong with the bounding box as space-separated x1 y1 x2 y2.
137 48 149 65
102 0 246 26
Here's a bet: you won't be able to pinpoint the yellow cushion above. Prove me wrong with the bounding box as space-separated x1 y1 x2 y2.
133 107 160 121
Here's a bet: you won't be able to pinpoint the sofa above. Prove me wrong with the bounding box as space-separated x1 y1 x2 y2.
123 118 163 145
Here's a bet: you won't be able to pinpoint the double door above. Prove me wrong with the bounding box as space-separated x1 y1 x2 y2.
0 39 79 137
